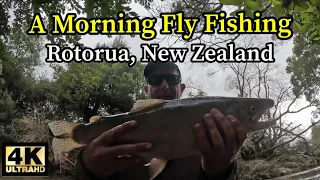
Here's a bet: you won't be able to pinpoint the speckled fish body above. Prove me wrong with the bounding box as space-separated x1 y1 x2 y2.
48 96 275 160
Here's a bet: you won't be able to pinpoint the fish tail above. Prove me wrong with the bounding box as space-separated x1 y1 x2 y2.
48 120 80 138
51 137 85 164
48 120 85 164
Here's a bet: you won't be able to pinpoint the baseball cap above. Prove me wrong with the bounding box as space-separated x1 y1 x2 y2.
143 61 181 79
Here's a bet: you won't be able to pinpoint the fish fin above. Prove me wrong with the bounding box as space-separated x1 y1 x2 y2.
48 120 80 138
51 137 85 164
247 119 277 133
230 150 240 163
149 158 167 180
89 115 103 123
130 99 165 113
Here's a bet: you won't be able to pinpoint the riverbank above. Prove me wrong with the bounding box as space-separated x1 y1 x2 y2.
237 152 320 180
1 152 319 179
268 166 320 180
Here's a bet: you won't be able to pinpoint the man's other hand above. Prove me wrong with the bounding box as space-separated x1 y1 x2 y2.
81 120 153 178
193 108 247 177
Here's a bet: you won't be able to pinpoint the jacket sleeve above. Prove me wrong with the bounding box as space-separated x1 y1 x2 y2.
198 161 238 180
74 147 117 180
74 147 100 180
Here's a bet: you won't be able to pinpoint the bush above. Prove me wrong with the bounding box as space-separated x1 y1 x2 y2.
6 112 77 179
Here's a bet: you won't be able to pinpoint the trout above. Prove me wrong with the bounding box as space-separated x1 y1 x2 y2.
48 96 275 178
49 96 275 158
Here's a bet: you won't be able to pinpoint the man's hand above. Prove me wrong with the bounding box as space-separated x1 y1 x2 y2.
81 120 153 178
193 108 247 177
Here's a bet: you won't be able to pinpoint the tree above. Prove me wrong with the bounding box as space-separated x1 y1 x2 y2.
286 35 320 116
0 19 48 151
0 40 15 125
44 37 147 123
206 34 320 159
0 18 45 122
1 0 154 48
204 0 320 41
5 22 46 112
182 77 208 98
311 124 320 146
2 0 320 53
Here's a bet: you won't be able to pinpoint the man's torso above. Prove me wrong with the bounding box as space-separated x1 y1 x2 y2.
109 155 203 180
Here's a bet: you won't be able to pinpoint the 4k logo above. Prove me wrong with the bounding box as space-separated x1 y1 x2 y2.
1 143 49 176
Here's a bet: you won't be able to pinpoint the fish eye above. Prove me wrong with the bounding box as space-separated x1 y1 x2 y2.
250 105 256 112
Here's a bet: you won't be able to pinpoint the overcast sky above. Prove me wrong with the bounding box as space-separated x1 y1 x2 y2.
32 1 317 138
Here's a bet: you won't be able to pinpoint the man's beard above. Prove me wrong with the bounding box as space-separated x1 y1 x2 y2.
151 91 178 100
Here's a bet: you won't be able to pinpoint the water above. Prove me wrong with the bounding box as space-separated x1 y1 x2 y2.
269 166 320 180
303 174 320 180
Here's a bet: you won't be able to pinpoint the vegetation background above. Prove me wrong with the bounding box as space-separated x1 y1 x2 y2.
1 0 320 179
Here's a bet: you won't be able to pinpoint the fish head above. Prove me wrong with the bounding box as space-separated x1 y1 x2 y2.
223 97 275 131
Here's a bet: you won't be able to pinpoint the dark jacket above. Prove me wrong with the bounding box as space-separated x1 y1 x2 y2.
74 147 238 180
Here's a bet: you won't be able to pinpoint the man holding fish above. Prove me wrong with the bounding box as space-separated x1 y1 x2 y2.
72 61 250 180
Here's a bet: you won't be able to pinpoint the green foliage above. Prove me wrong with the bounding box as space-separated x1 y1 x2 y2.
6 22 44 76
0 39 16 125
50 61 146 122
0 22 147 124
218 0 320 41
1 0 154 47
286 34 320 104
0 3 10 38
45 37 147 122
219 0 244 6
2 0 320 48
0 21 44 119
0 92 15 124
187 89 207 97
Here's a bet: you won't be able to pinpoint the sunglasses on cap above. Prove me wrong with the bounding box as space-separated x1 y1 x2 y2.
147 74 181 86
